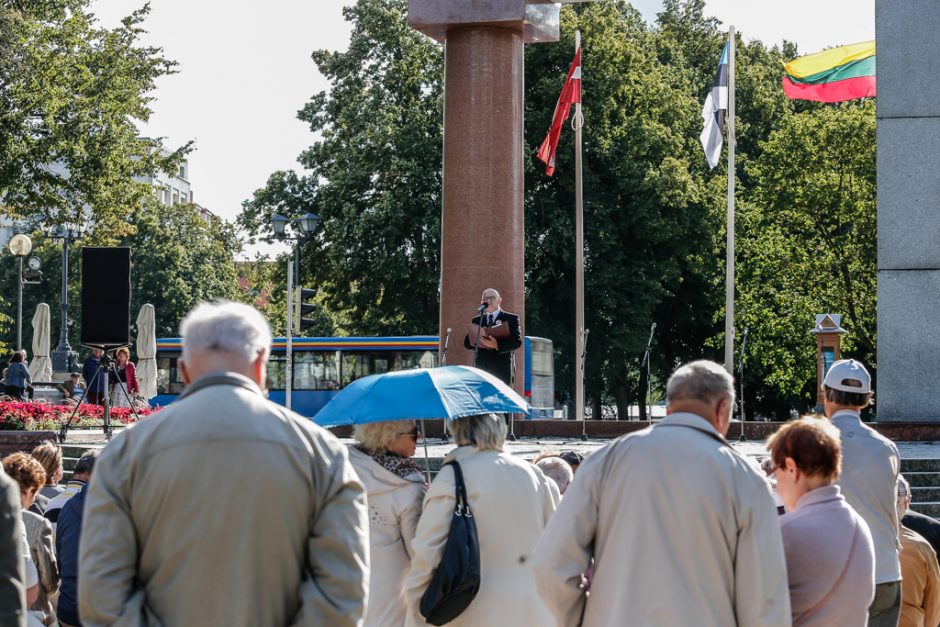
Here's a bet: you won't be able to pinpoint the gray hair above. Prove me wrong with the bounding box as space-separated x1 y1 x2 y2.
353 420 414 453
448 414 506 451
74 449 99 476
897 474 911 501
536 456 573 494
180 301 272 364
666 360 735 406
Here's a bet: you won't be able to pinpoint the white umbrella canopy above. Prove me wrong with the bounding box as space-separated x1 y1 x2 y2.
136 303 157 399
29 303 53 382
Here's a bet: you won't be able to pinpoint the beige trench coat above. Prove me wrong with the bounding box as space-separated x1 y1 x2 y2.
530 412 791 627
405 445 559 626
348 446 424 627
78 371 370 627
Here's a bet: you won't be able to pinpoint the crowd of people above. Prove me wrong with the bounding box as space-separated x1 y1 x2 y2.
0 346 140 408
0 299 937 626
0 441 98 626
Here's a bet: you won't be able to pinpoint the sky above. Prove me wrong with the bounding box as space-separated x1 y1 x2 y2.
88 0 875 258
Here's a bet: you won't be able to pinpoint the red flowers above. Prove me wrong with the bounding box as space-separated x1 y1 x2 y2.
0 401 154 431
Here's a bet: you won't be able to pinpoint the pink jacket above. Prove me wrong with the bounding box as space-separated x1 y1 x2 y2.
780 485 876 626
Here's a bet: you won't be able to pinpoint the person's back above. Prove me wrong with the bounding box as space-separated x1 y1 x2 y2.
832 412 901 584
903 510 940 558
576 418 788 626
80 373 366 626
899 524 940 627
779 489 875 626
531 360 790 627
56 487 85 627
407 445 557 626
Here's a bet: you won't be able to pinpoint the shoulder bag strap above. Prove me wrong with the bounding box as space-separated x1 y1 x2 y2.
446 461 470 515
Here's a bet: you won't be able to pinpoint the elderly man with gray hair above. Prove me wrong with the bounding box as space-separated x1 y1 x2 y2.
78 301 369 626
530 360 790 626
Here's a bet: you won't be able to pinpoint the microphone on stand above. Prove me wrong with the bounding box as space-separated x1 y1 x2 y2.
442 327 452 366
640 323 657 367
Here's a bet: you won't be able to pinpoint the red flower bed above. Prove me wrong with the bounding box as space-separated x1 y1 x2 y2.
0 401 155 431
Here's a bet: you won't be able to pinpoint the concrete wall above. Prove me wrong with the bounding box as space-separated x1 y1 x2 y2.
876 0 940 420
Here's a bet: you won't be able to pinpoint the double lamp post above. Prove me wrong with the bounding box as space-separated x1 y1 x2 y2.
272 212 319 410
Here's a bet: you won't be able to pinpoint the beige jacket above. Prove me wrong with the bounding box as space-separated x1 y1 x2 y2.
348 447 425 627
899 525 940 627
404 446 558 626
78 371 370 627
530 412 791 627
22 511 57 625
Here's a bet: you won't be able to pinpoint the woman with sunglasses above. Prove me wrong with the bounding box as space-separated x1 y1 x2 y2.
349 420 425 626
767 416 876 626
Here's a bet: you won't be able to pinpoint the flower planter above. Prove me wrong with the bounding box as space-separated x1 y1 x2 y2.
0 401 152 432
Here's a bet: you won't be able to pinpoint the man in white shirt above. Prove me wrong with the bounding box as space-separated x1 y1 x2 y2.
824 358 901 627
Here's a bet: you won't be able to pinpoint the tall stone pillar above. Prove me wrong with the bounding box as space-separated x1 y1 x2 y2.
408 1 560 393
876 0 940 420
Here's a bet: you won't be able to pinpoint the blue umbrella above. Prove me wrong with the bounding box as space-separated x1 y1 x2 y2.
313 365 530 428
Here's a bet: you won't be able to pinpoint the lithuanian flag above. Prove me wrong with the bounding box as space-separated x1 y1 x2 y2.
783 41 876 102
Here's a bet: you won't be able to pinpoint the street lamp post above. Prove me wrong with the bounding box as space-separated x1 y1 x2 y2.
47 224 84 373
272 212 320 410
8 234 32 351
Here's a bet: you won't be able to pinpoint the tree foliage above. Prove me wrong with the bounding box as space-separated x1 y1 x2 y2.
239 0 443 336
0 1 189 236
738 101 876 416
120 201 242 338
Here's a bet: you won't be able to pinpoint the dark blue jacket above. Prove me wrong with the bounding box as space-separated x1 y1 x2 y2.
82 356 104 393
56 486 87 626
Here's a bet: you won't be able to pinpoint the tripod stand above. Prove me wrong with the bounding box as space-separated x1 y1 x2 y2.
59 349 141 442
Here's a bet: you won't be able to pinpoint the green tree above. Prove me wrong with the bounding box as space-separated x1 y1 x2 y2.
738 101 876 416
122 200 241 338
239 0 443 336
0 0 188 236
525 2 725 418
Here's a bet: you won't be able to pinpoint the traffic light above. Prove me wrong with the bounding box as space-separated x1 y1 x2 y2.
294 288 317 334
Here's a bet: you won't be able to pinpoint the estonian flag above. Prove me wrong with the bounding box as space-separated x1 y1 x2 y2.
700 44 729 169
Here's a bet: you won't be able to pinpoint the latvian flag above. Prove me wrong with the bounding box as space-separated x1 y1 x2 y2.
536 47 582 177
700 44 729 170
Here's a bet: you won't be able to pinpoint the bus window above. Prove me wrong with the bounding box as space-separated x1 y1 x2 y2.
267 355 287 391
294 352 340 390
156 356 185 394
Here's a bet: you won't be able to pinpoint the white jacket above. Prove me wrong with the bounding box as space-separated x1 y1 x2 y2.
349 447 425 627
405 445 559 626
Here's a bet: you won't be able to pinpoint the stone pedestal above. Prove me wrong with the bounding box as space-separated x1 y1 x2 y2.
409 1 561 394
876 0 940 421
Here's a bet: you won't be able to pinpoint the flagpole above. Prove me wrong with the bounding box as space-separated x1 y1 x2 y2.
574 30 586 425
723 26 736 375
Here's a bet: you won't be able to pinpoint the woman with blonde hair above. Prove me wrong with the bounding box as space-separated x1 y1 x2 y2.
349 419 425 627
28 441 64 514
767 416 876 626
405 413 558 626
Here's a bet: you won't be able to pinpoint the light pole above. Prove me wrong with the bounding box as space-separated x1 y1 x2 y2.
272 212 320 410
46 223 85 373
8 234 32 351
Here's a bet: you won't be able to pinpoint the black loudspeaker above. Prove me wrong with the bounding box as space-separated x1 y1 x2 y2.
81 247 131 348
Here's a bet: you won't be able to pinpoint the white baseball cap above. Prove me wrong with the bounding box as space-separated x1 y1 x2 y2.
822 359 871 394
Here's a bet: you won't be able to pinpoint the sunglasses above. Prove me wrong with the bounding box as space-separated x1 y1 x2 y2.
396 426 421 439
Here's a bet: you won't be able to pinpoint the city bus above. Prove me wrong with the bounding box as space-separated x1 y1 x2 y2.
155 335 555 418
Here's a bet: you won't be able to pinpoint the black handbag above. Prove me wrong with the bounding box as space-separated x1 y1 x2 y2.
419 460 481 625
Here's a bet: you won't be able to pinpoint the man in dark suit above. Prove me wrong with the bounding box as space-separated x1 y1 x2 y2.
463 288 523 385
